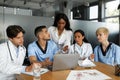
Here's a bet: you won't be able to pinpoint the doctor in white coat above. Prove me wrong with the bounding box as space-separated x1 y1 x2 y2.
48 13 73 53
0 25 40 80
68 29 94 60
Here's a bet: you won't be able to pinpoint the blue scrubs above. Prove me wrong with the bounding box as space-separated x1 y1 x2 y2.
28 40 58 61
94 43 120 66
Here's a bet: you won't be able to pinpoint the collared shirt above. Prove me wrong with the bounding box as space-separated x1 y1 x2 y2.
28 40 58 61
94 43 120 66
68 42 93 59
10 41 25 58
48 26 73 50
13 44 19 57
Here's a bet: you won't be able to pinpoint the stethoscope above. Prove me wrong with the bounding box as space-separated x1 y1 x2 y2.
73 44 84 54
73 43 89 59
7 42 14 61
74 44 78 54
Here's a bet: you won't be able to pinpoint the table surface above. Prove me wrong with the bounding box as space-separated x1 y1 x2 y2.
17 62 120 80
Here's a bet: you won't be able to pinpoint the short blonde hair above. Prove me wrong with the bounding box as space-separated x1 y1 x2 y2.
96 27 109 35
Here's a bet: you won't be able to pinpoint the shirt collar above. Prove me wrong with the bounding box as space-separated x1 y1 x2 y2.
8 40 19 53
54 27 66 34
75 42 85 47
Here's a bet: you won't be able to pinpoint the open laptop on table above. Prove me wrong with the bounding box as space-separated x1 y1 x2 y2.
48 54 79 71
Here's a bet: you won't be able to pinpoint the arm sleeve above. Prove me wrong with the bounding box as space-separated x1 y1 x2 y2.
94 47 99 62
64 31 73 48
86 44 93 60
48 27 52 39
115 45 120 64
48 27 51 33
28 44 36 57
52 42 59 55
68 45 74 54
87 44 93 56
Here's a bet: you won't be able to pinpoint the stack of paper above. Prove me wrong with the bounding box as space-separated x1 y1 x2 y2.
66 69 112 80
78 59 96 67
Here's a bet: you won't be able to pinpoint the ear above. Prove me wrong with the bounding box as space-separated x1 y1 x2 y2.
38 33 42 39
82 36 85 40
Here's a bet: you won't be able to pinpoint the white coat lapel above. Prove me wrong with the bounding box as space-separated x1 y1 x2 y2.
8 41 17 62
58 29 66 44
17 46 26 65
75 43 83 55
51 28 59 43
54 28 58 38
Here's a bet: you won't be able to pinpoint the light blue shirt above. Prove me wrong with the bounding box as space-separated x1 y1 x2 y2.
94 43 120 66
28 40 58 61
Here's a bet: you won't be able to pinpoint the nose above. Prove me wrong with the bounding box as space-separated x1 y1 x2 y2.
20 37 24 42
75 37 78 41
59 23 64 27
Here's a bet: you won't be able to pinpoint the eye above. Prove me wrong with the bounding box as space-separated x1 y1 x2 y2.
99 34 102 36
78 36 80 38
74 36 77 38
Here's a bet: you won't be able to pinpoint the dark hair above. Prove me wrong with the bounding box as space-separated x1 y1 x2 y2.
53 13 72 31
6 25 25 38
34 25 46 37
73 29 88 44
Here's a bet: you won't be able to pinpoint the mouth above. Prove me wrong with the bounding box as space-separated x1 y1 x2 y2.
19 42 23 44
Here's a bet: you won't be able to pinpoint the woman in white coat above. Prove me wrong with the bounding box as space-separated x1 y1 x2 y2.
68 29 94 60
48 13 73 53
0 25 40 80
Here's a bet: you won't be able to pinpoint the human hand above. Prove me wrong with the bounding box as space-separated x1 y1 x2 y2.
90 54 94 61
79 56 86 60
44 58 53 66
63 45 68 52
25 63 41 72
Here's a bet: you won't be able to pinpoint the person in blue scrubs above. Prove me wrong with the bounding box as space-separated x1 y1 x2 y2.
94 27 120 66
28 26 58 67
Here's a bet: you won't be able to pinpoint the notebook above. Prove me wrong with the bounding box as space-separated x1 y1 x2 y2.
48 54 79 71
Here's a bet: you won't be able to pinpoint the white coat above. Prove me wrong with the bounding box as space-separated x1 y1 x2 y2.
68 42 93 59
0 40 26 80
48 26 73 49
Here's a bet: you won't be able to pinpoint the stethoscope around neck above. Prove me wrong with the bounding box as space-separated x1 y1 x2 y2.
73 44 83 54
73 43 87 57
7 42 14 61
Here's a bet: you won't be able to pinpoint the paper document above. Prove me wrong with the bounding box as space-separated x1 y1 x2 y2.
21 68 49 76
66 69 112 80
78 59 96 67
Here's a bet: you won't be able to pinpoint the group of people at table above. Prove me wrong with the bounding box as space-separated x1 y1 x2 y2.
0 13 120 80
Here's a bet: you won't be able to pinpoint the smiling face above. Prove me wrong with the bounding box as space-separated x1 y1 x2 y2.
9 32 24 47
74 32 84 46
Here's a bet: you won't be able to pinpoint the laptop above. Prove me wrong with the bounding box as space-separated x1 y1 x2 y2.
48 54 79 71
